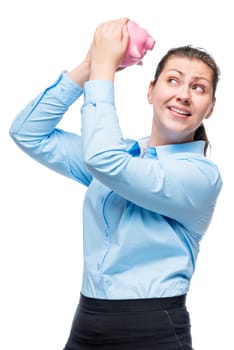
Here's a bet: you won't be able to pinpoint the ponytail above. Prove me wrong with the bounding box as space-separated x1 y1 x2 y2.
194 124 210 156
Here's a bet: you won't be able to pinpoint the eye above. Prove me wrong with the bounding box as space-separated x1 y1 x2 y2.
193 85 205 92
168 78 178 85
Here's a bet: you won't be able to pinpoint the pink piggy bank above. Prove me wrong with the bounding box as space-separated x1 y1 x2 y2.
119 20 155 69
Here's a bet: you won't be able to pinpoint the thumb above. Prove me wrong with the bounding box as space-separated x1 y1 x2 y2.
122 24 130 52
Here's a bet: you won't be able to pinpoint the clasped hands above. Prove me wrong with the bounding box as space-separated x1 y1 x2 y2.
68 18 129 86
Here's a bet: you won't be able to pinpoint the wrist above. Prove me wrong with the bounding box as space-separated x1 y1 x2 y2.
90 63 116 82
68 61 90 87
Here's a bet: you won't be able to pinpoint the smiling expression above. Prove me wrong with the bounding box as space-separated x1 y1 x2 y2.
148 56 215 145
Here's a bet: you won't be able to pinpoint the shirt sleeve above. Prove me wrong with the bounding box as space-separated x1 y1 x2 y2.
81 80 222 234
9 72 92 186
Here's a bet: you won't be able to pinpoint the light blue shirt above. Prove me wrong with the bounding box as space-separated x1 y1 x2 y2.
10 72 222 299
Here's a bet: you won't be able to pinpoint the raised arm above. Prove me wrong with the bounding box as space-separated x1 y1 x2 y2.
10 53 93 186
80 18 222 233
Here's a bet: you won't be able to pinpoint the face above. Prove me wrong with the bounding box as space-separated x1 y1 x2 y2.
148 56 215 145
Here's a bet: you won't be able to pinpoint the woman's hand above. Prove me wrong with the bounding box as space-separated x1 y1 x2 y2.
67 46 92 87
90 18 129 81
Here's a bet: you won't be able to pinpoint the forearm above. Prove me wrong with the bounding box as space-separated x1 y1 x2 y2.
9 72 94 184
10 72 82 143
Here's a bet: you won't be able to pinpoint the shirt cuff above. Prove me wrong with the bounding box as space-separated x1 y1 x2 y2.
49 71 84 105
83 80 115 106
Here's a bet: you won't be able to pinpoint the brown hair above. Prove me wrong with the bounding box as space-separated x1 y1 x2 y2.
152 46 220 155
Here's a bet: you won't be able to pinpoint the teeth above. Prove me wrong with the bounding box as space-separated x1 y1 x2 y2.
170 107 190 116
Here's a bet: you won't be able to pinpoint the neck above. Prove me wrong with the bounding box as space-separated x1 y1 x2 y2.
149 121 194 146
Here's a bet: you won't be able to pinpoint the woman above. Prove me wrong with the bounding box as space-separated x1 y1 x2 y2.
10 18 222 350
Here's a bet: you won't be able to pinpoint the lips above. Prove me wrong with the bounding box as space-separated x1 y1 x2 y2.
168 106 191 117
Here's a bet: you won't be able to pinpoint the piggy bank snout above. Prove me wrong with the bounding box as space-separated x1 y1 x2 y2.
145 36 155 51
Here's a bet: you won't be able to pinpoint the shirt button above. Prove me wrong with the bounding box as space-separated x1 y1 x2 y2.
97 264 101 270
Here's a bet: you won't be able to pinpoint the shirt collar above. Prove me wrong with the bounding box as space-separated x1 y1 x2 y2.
127 136 205 158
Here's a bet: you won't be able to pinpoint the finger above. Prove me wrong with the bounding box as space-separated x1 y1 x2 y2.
95 17 129 35
122 24 130 49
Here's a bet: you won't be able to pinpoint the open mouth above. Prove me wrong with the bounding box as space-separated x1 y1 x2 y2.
169 106 191 117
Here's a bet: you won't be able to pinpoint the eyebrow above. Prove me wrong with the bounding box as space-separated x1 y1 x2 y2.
167 69 211 83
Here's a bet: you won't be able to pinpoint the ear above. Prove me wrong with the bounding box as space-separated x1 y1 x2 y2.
205 98 216 120
147 81 154 104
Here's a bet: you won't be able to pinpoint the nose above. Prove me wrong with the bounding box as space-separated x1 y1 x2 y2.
176 86 191 105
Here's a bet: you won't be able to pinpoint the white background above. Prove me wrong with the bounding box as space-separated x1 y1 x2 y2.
1 0 233 349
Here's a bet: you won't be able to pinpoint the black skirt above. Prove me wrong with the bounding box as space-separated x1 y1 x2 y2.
63 293 193 350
